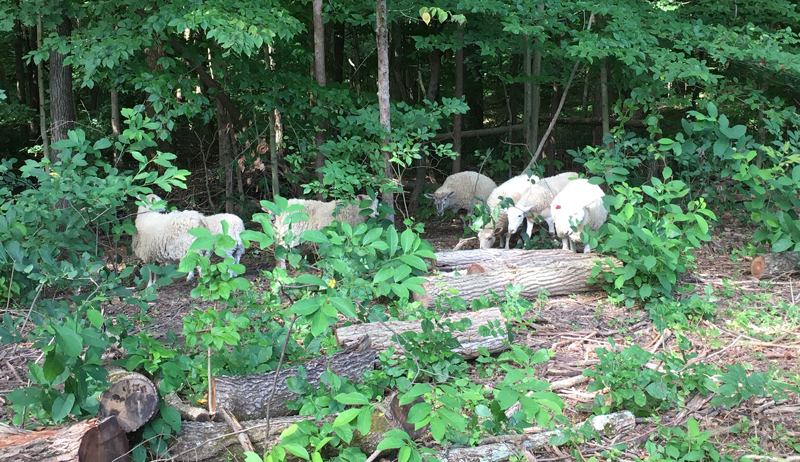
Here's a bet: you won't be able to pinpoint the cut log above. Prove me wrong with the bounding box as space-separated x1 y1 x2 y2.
0 417 129 462
415 251 619 308
336 307 509 359
751 252 800 279
97 367 158 432
173 391 418 461
164 391 211 422
433 249 602 272
214 336 378 421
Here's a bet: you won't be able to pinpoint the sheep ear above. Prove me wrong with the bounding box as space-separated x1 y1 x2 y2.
423 193 434 199
445 191 456 199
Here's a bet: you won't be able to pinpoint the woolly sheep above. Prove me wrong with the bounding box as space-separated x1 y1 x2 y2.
268 195 378 267
132 194 209 287
550 179 608 253
506 171 580 237
477 173 541 249
424 171 497 224
203 213 246 277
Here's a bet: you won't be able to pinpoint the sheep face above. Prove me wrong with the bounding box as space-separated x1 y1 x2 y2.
478 227 496 249
424 190 456 216
506 205 536 234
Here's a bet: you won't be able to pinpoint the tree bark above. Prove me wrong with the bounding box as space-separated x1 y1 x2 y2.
432 248 600 272
174 392 418 462
330 22 345 83
313 0 327 197
213 336 378 421
452 25 464 174
390 27 410 104
750 252 800 279
49 13 75 151
600 57 610 146
266 45 282 199
36 16 50 164
350 24 362 95
217 99 235 213
376 0 395 224
531 26 543 158
410 49 443 213
336 307 509 359
414 250 619 308
0 417 129 462
97 367 159 432
13 19 27 105
110 85 121 164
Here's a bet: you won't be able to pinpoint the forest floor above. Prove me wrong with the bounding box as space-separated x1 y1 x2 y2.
1 211 799 461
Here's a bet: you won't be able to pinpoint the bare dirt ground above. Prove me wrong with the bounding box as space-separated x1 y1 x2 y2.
1 210 798 460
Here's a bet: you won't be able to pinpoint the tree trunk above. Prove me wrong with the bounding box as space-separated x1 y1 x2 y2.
27 27 38 110
36 16 49 164
13 19 27 105
174 392 419 462
49 13 75 151
410 49 443 213
336 307 509 359
313 0 327 198
413 250 619 308
213 336 378 420
390 27 410 104
750 252 800 279
97 367 159 432
531 27 543 162
376 0 395 224
349 24 362 95
110 85 121 165
266 45 282 199
524 37 533 153
600 57 610 146
452 26 464 174
0 417 129 462
217 99 235 213
330 22 345 83
432 248 600 272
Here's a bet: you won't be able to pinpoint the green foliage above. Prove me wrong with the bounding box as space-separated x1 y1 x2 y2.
636 418 735 462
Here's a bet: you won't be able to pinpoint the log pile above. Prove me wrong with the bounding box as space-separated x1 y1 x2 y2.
0 417 129 462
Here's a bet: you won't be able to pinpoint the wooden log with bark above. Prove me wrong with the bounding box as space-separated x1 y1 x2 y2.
97 367 158 432
172 392 419 461
750 251 800 279
0 417 129 462
415 250 619 308
336 307 509 359
214 336 378 421
433 249 592 272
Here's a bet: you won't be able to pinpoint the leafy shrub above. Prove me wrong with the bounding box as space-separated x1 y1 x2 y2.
636 418 735 462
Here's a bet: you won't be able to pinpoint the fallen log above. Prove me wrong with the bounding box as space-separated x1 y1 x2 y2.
336 307 508 358
0 417 129 462
433 249 593 272
97 367 158 432
172 392 419 461
751 251 800 279
415 252 619 308
214 336 378 421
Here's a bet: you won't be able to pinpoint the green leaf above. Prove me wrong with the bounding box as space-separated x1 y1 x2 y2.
387 227 399 255
374 266 394 283
429 416 445 441
772 234 794 252
643 255 657 271
333 407 362 427
357 407 372 436
86 309 104 329
407 402 432 424
296 274 326 287
400 228 416 253
399 254 427 272
159 403 182 432
335 392 370 405
6 387 44 407
377 437 406 450
51 392 76 422
329 297 356 318
282 443 310 460
301 229 327 243
291 298 320 316
55 324 83 358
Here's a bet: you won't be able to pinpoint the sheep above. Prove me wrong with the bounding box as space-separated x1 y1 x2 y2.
268 195 378 267
424 171 497 226
202 213 246 277
132 194 209 287
549 179 608 253
477 173 541 249
505 171 580 238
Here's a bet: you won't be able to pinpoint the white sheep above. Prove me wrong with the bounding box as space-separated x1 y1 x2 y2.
505 171 580 237
268 195 378 267
424 171 496 225
550 179 608 253
132 194 209 287
477 173 541 249
202 213 246 277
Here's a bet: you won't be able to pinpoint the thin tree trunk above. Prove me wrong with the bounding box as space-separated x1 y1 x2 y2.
331 22 345 83
600 57 610 146
27 29 38 110
452 25 464 174
531 16 543 163
13 19 27 105
411 49 443 213
524 36 533 153
49 13 75 151
376 0 394 224
350 24 362 95
217 99 234 213
390 27 410 104
313 0 327 198
110 85 121 165
36 16 49 164
265 45 282 199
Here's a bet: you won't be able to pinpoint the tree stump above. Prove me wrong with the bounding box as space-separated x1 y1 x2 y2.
214 336 378 421
0 417 129 462
751 252 800 279
336 307 509 359
414 251 619 308
97 367 158 432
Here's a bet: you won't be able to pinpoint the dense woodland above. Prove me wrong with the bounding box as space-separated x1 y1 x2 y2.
2 0 800 461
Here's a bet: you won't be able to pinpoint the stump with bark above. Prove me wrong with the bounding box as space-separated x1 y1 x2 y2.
336 307 509 359
415 250 619 308
97 367 158 432
0 417 129 462
751 251 800 279
214 336 378 420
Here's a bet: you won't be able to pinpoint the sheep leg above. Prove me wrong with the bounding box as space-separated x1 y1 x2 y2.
583 243 591 253
504 232 511 250
561 238 571 251
545 216 555 234
525 219 534 239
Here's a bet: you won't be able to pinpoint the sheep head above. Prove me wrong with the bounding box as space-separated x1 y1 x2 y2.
424 190 456 216
506 204 537 234
478 227 497 249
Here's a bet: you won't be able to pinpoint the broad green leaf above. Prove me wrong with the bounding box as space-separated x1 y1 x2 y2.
52 392 76 422
291 298 320 316
55 325 83 358
329 297 356 318
282 443 310 460
333 407 362 427
335 392 370 405
377 437 406 450
301 229 327 243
